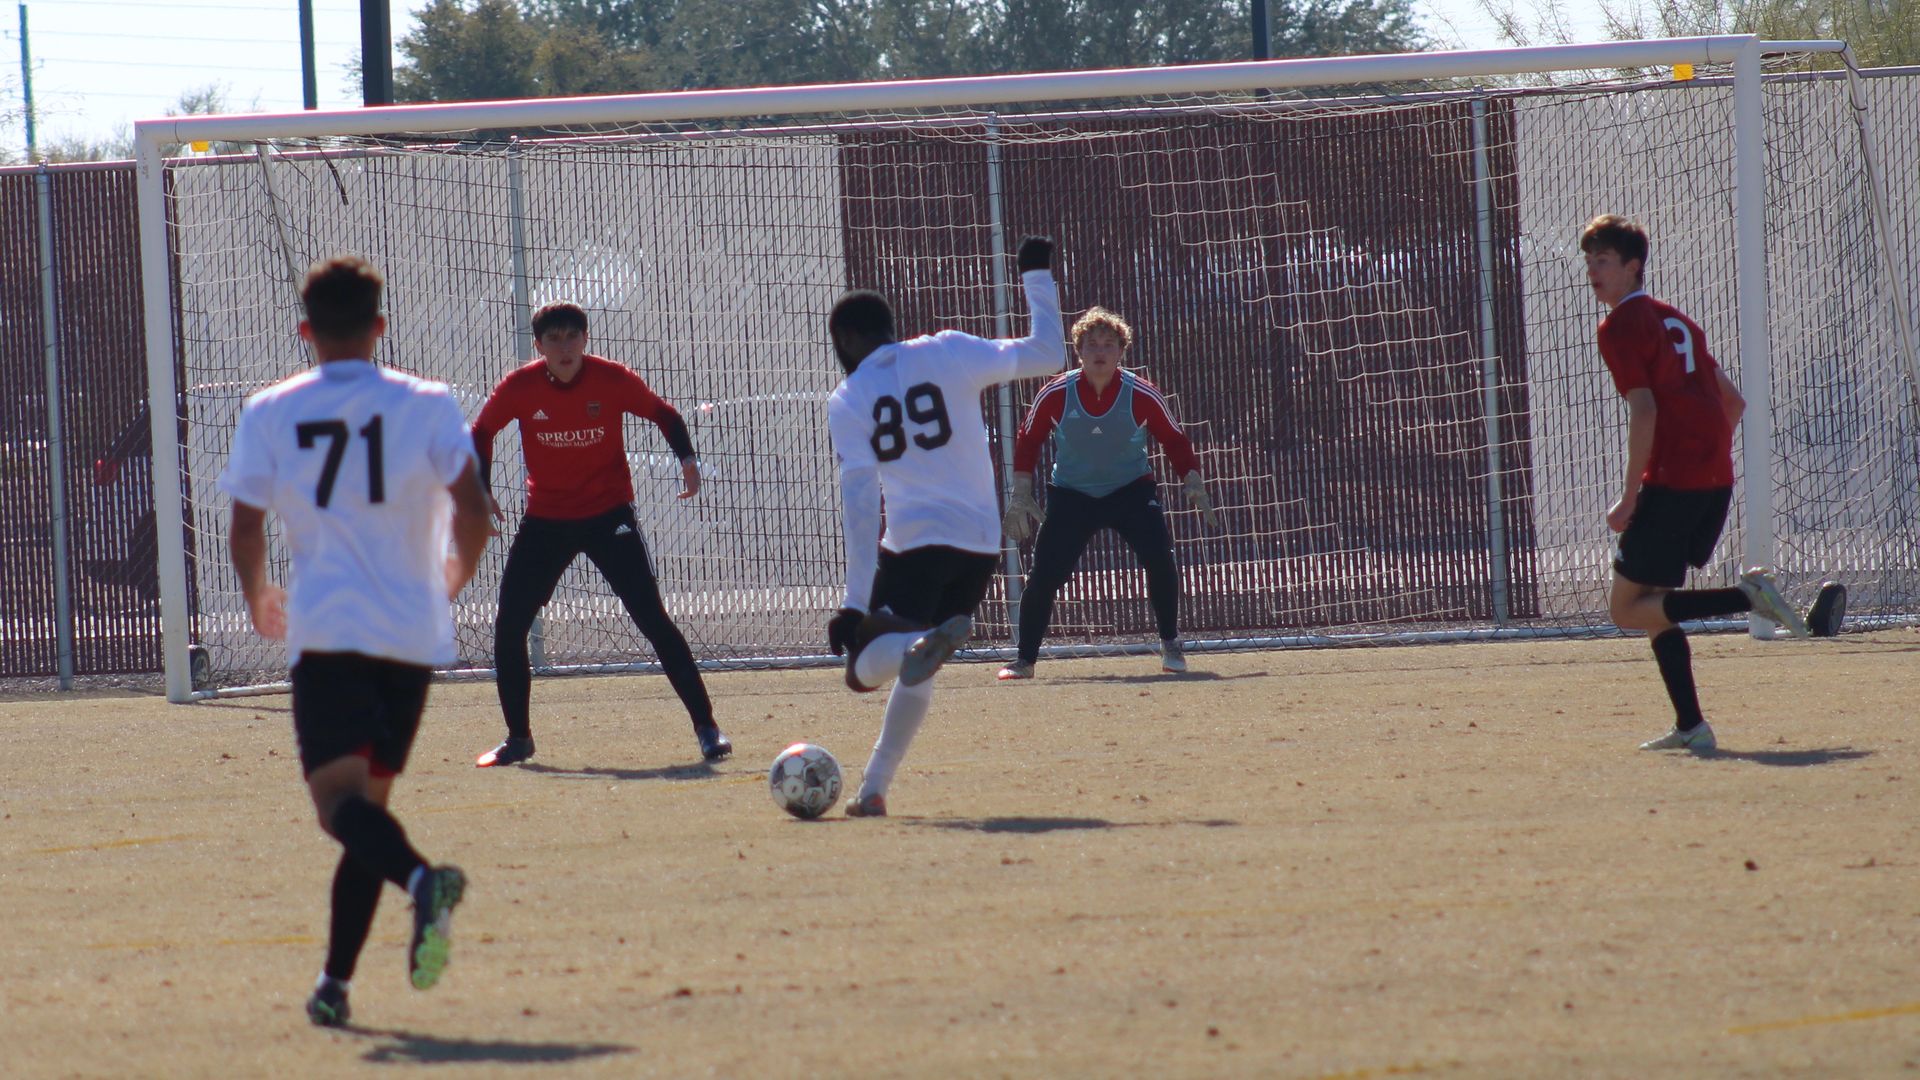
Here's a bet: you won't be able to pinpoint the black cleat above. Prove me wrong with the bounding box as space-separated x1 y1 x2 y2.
475 736 534 768
697 725 733 762
306 979 350 1027
408 865 466 991
1807 581 1847 638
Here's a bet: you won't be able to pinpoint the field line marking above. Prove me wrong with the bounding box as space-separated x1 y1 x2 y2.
30 834 196 855
1728 1001 1920 1034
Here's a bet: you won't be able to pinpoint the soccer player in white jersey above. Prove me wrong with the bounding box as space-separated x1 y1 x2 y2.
219 256 494 1027
825 235 1066 817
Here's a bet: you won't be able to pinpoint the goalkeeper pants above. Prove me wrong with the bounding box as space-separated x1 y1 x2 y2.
1016 476 1178 664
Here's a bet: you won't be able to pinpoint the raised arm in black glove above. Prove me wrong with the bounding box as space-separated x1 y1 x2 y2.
1016 235 1055 274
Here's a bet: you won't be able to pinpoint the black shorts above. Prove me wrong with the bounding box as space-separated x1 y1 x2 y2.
1613 485 1733 589
870 546 998 626
290 652 433 777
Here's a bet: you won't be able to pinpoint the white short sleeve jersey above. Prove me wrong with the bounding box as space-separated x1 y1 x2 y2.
218 360 475 667
827 270 1064 564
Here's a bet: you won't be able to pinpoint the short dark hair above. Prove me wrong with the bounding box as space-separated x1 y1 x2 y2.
531 302 589 338
829 291 895 342
301 255 383 342
1579 214 1650 271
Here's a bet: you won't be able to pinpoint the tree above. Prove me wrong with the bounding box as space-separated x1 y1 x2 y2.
393 0 1430 105
396 0 545 102
1475 0 1920 68
10 86 252 163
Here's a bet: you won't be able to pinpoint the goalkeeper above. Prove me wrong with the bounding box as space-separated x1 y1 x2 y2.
998 307 1216 680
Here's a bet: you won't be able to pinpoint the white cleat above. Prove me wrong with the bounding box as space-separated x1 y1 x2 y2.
1738 568 1809 638
997 660 1034 681
899 615 973 686
1640 721 1716 752
1160 638 1188 674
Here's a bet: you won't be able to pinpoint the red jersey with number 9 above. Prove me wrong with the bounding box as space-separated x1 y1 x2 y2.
1598 293 1734 490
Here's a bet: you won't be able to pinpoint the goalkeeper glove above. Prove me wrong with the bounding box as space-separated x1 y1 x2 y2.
1002 474 1044 542
1182 470 1219 530
1015 236 1054 274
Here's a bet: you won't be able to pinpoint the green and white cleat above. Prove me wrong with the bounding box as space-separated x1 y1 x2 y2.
408 865 466 991
1640 721 1716 752
1738 569 1809 639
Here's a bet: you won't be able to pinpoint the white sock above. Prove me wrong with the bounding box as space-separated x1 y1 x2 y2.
406 864 427 897
315 971 349 993
852 630 918 689
858 678 934 800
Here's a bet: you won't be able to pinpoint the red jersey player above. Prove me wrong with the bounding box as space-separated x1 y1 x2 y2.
470 302 729 767
997 306 1217 680
1582 215 1814 753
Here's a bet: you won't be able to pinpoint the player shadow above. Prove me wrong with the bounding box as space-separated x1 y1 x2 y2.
912 816 1238 833
1702 746 1873 767
518 761 718 782
346 1026 631 1065
1042 670 1268 685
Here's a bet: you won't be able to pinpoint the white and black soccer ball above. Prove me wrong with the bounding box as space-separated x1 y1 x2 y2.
768 743 842 820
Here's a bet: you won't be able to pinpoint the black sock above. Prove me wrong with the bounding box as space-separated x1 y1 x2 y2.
324 853 384 983
329 795 427 889
1650 627 1705 731
1662 587 1751 623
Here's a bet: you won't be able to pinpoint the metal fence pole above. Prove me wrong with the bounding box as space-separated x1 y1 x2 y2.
1470 98 1510 626
507 141 546 670
36 164 74 687
986 115 1026 636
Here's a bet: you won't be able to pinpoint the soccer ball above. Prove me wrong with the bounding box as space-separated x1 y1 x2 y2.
768 743 842 820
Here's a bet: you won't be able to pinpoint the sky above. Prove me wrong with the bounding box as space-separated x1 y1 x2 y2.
0 0 1596 156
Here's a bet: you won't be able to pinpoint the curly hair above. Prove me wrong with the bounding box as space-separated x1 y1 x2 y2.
1070 306 1134 349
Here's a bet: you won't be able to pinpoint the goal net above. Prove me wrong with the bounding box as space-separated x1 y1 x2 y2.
144 40 1920 695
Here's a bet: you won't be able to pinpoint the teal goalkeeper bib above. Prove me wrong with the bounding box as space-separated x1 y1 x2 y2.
1050 370 1152 497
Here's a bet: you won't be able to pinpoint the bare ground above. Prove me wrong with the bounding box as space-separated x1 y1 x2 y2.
5 631 1920 1079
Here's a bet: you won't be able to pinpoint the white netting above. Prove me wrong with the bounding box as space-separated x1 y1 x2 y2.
157 57 1920 691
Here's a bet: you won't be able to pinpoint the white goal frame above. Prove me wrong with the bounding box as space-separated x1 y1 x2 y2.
134 36 1917 702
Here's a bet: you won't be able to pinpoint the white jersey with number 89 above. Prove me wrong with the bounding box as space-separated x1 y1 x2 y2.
218 360 475 666
827 270 1064 604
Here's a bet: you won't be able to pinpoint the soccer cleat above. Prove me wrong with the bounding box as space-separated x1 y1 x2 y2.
899 614 973 687
1807 580 1847 638
696 724 733 762
1160 639 1188 674
408 865 466 991
844 792 887 818
306 979 350 1028
1640 721 1717 752
475 736 535 768
1738 568 1809 639
997 660 1035 681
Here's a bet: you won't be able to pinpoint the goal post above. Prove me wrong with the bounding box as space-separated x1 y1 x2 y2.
134 36 1918 702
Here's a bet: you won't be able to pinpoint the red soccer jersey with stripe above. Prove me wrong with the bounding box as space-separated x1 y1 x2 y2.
1598 293 1734 490
1012 368 1200 478
473 355 686 520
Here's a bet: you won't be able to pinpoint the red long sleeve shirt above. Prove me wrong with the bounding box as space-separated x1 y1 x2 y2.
472 355 692 520
1012 369 1200 478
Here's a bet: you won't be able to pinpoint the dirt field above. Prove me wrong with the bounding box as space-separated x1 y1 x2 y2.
6 631 1920 1079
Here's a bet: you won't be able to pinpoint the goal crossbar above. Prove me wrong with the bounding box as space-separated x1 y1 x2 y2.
132 36 1808 145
